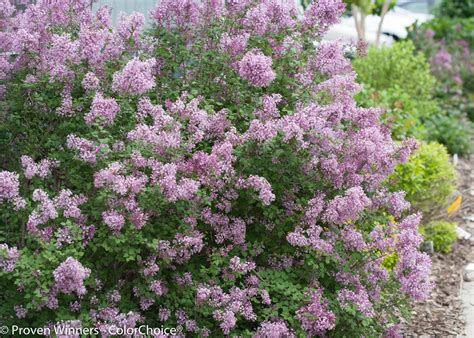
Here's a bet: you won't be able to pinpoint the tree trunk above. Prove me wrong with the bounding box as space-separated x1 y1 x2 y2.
352 5 360 41
352 4 366 42
376 0 391 46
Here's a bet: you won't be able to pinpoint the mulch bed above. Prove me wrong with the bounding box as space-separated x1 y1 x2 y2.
403 157 474 337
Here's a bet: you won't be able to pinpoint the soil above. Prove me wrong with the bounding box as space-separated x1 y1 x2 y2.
403 157 474 337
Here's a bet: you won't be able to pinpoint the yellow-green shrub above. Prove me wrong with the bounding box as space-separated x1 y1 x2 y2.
420 221 457 253
389 142 457 218
353 41 436 102
353 41 437 141
354 40 472 155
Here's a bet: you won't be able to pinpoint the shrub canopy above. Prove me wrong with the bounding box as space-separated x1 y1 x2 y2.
0 0 431 336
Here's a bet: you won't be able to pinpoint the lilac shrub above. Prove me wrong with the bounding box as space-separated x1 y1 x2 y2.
0 0 431 335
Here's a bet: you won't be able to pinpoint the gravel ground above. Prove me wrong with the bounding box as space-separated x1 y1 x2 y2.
403 157 474 337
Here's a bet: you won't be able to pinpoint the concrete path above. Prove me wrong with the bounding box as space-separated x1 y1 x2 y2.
460 164 474 337
461 271 474 337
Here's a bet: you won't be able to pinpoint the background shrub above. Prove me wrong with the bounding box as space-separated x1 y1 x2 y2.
406 0 474 156
420 221 458 253
436 0 474 19
353 41 437 141
356 85 432 140
413 17 474 49
389 142 457 219
425 113 472 156
353 41 436 100
355 40 472 154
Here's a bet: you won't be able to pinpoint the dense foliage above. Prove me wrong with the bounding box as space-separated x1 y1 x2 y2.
409 19 474 97
355 38 471 154
435 0 474 18
420 221 458 254
425 113 472 156
389 142 457 220
406 0 474 155
413 17 474 51
354 41 436 100
353 41 437 141
0 0 431 336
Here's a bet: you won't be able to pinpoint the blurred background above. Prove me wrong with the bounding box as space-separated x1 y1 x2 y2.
92 0 157 25
9 0 442 44
89 0 442 45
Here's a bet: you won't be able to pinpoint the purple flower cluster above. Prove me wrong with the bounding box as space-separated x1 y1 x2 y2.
94 162 148 196
90 307 142 336
150 280 166 296
242 0 297 35
176 272 193 286
66 134 108 164
386 324 403 338
395 213 433 300
56 86 74 116
255 320 295 338
388 191 411 217
0 171 20 201
341 225 368 251
0 244 20 272
40 34 80 81
220 32 250 57
0 171 26 210
255 94 282 121
237 49 276 87
304 0 346 37
238 175 276 205
27 189 87 239
157 231 204 264
112 58 157 95
82 72 100 91
202 208 247 245
296 289 336 335
54 189 88 220
102 209 125 235
14 305 28 319
323 187 371 224
229 256 256 273
337 287 375 318
314 40 352 76
0 0 146 87
21 156 59 180
27 189 58 237
0 0 14 18
433 48 453 70
425 28 435 39
116 12 145 45
53 257 91 296
196 284 257 334
85 92 121 125
412 27 473 92
150 0 201 29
